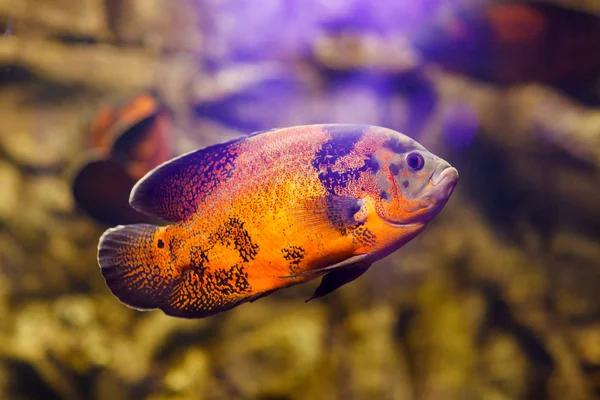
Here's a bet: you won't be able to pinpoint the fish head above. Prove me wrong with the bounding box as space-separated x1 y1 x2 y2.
368 128 459 227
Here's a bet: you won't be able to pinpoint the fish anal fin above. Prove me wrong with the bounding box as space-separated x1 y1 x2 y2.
306 263 372 302
160 263 256 319
280 254 369 278
247 289 278 303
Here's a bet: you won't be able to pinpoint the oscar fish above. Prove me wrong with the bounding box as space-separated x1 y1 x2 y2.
97 124 458 318
86 91 174 181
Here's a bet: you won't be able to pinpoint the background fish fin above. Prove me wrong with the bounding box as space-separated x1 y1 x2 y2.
109 113 159 160
72 158 156 226
289 195 367 234
306 263 372 302
281 254 369 278
129 136 244 222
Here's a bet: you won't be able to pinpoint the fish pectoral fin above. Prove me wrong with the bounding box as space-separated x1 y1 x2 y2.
305 262 372 302
289 195 369 234
278 254 370 279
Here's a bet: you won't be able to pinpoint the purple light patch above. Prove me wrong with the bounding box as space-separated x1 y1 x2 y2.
189 1 463 134
441 102 479 149
198 0 448 63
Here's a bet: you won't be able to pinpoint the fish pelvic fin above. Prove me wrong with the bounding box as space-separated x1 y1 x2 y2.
306 263 371 302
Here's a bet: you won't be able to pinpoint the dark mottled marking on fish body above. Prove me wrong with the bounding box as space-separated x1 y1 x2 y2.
169 237 183 261
352 226 377 247
312 128 381 196
319 125 365 164
312 126 365 195
318 171 359 196
157 239 164 248
166 262 251 316
212 265 251 296
360 154 380 173
389 163 401 176
212 218 259 263
231 264 251 292
384 137 411 154
281 245 306 273
189 246 209 270
380 191 388 200
403 180 409 188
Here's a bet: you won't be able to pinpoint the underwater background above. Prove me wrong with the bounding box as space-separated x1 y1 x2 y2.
1 0 600 398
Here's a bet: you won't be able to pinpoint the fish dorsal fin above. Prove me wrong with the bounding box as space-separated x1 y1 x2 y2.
130 136 245 222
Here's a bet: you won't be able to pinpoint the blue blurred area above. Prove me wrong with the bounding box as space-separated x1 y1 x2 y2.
188 0 454 139
189 0 600 144
199 0 446 63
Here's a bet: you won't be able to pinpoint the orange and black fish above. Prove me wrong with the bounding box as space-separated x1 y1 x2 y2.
87 92 167 158
72 93 174 226
97 124 458 318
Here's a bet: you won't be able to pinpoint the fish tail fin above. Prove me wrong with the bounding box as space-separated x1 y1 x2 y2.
98 224 172 311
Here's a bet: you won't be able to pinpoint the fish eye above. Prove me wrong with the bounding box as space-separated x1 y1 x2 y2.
406 152 425 171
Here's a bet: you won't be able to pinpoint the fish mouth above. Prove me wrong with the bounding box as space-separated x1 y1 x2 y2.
431 166 459 186
379 218 422 228
376 166 458 228
429 166 459 205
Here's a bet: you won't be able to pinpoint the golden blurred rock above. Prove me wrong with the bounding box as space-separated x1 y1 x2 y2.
0 0 110 39
0 160 20 222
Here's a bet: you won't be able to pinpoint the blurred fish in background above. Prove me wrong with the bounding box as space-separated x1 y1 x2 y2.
71 92 175 225
414 1 600 104
0 0 599 399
